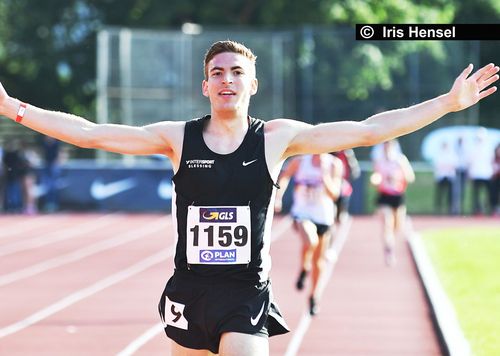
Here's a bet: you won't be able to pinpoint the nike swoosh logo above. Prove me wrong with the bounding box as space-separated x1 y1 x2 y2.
157 179 173 200
34 179 69 199
250 302 266 326
90 178 137 200
242 159 258 167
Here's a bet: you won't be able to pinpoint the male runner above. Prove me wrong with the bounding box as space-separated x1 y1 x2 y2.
0 40 497 355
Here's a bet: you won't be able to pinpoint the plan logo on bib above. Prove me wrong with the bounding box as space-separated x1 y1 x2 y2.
200 249 237 263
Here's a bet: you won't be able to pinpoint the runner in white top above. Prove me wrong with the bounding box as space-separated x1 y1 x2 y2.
275 154 343 315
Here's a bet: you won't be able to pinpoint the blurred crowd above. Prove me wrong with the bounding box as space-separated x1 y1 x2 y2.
0 135 63 214
1 129 498 217
430 128 499 216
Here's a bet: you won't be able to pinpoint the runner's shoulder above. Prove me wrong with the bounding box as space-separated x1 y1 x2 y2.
264 118 311 140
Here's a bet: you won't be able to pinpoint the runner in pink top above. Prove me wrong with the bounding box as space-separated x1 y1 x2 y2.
370 140 415 266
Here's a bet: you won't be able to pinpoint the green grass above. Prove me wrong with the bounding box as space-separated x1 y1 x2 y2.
422 228 500 356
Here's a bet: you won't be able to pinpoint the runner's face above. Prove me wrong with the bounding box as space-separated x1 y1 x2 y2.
202 52 258 114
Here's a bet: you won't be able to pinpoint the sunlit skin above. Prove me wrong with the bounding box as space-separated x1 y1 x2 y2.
202 52 258 119
200 53 258 155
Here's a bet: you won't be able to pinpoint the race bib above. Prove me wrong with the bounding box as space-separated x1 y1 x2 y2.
186 206 251 265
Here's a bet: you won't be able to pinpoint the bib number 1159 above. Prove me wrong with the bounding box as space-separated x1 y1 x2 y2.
186 206 251 265
190 225 248 247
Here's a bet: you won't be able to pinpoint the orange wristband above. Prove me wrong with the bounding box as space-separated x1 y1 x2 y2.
15 102 27 123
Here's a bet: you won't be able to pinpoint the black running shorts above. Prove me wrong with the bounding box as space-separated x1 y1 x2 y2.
293 218 331 236
158 270 289 353
377 193 405 209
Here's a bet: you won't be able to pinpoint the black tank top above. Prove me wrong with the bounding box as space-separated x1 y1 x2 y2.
171 115 276 282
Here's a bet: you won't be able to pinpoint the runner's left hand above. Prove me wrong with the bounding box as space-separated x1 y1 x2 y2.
448 63 498 112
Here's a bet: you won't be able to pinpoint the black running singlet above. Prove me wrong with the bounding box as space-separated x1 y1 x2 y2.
171 116 276 282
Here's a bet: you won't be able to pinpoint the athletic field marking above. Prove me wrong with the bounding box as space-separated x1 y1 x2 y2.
0 214 119 257
0 246 174 339
116 323 164 356
0 215 69 240
0 217 170 287
284 216 352 356
115 217 292 356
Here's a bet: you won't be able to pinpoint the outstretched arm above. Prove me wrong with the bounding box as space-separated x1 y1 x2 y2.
275 63 498 159
0 82 182 158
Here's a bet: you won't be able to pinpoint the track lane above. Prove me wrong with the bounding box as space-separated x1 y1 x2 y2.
0 216 171 331
0 216 169 286
0 214 103 245
1 214 495 355
0 214 160 274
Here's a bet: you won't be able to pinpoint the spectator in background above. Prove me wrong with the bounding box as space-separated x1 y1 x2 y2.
492 143 500 215
454 136 468 214
2 139 31 213
467 128 494 215
22 141 39 215
432 141 458 214
39 135 61 212
370 139 415 266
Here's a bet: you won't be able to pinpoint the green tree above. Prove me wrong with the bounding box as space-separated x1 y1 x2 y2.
0 0 99 117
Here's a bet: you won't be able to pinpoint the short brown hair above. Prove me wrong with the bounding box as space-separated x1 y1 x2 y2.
203 40 257 79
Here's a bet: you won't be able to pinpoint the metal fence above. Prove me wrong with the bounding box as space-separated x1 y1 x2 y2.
96 26 476 162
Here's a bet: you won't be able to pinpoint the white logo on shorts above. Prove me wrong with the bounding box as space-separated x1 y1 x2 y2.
164 297 188 330
250 302 266 326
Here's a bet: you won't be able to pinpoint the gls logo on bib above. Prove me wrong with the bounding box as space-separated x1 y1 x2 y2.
199 207 237 223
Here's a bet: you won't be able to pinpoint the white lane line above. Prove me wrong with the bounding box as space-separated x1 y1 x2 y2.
116 323 164 356
0 215 67 240
284 216 352 356
0 246 174 339
0 218 170 287
0 214 119 257
115 217 293 356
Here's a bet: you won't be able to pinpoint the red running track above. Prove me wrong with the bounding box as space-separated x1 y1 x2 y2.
1 213 495 355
